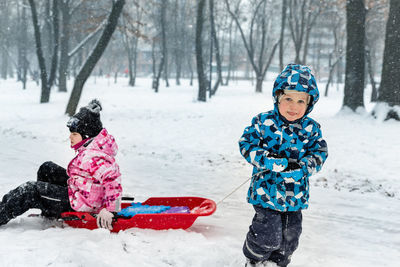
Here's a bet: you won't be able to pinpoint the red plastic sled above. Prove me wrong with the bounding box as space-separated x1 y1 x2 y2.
61 197 216 232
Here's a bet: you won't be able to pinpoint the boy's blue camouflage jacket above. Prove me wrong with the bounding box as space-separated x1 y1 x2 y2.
239 64 328 211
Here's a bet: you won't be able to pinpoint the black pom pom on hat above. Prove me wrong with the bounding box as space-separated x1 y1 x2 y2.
67 99 103 139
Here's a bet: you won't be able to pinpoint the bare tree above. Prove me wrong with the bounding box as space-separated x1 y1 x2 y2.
1 0 10 79
279 0 287 71
28 0 61 102
28 0 51 102
17 1 29 89
160 0 168 88
324 2 345 97
151 0 167 93
182 3 196 86
172 0 182 85
365 0 387 102
170 0 196 86
374 0 400 120
48 0 59 89
209 0 222 96
196 0 207 101
225 0 279 93
120 1 144 87
365 40 378 101
162 2 170 89
58 0 73 92
65 0 125 116
223 7 240 86
343 0 366 111
287 0 322 65
44 0 53 71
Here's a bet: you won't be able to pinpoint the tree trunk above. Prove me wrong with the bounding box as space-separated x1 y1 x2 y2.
343 0 366 111
324 53 343 97
114 71 118 84
65 0 125 116
301 6 320 65
196 0 207 102
378 0 400 105
365 45 378 102
151 40 157 89
1 0 10 79
17 2 22 82
163 52 169 87
45 0 53 71
128 56 135 86
18 3 29 89
163 50 169 88
224 18 234 86
48 0 59 88
123 31 135 87
121 15 138 87
22 6 28 89
132 35 138 86
152 0 167 93
255 76 263 93
29 0 51 103
188 56 194 86
162 0 169 88
324 53 333 97
209 0 222 96
173 0 181 86
1 45 9 79
58 0 71 92
374 0 400 120
279 0 287 71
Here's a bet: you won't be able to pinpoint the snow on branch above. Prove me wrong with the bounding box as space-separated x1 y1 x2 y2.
67 20 106 58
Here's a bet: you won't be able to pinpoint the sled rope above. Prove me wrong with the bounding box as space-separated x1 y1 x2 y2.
216 170 268 206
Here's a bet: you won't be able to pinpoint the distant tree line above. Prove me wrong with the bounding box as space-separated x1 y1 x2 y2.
0 0 399 120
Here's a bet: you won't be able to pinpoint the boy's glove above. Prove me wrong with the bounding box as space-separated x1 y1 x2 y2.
283 162 302 171
265 155 288 172
280 162 304 182
96 208 114 230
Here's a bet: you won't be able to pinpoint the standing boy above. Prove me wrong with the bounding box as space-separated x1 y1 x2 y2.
239 64 328 266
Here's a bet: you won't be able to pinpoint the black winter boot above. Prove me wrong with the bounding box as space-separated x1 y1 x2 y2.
0 203 13 226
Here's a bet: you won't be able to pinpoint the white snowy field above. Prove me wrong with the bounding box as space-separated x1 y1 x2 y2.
0 76 399 267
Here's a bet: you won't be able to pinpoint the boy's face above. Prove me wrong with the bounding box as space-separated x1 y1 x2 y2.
278 91 309 121
69 132 83 146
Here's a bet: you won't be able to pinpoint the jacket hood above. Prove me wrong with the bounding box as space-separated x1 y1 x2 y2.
76 128 118 157
272 64 319 116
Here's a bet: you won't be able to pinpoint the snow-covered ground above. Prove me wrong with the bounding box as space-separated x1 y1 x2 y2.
0 76 399 267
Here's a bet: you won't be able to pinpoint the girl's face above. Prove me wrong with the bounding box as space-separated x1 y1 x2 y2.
278 91 309 121
69 132 83 146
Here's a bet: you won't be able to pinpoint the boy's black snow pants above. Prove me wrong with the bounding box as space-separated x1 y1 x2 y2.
243 205 302 267
0 161 71 226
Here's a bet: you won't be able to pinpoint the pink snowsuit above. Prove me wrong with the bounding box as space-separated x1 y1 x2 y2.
67 128 122 212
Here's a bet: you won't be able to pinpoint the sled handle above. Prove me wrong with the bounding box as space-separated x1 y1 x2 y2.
61 212 97 221
122 196 135 202
192 199 216 216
